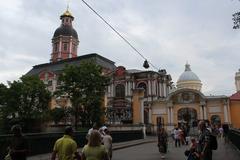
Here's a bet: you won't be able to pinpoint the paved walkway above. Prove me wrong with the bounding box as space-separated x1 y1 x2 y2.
28 136 240 160
28 137 156 160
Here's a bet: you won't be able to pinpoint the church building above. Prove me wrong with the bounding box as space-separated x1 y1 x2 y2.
26 8 235 131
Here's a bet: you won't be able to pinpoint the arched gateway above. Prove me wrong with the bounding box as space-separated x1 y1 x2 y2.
177 108 197 127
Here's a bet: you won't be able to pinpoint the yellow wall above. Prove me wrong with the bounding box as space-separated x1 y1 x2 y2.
230 101 240 129
132 89 144 124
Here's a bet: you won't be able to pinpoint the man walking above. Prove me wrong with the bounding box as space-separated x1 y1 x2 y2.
51 126 81 160
198 120 212 160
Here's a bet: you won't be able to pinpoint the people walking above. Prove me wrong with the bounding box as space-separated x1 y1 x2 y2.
157 127 168 159
197 120 212 160
82 130 109 160
173 127 181 147
102 128 113 160
51 126 81 160
8 125 28 160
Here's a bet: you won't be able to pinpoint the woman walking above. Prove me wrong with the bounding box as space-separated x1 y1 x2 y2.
82 130 109 160
157 127 168 159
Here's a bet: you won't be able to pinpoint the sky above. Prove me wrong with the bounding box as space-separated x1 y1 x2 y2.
0 0 240 96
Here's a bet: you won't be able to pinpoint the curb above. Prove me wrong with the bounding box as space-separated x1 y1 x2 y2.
113 140 156 150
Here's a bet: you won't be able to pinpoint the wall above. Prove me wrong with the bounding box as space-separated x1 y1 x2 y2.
230 101 240 129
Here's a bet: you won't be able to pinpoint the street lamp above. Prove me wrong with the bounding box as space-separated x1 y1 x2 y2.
233 11 240 29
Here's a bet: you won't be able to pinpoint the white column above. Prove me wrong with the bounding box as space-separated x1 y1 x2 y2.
148 80 151 95
148 108 152 124
227 103 231 123
163 83 166 97
140 99 144 123
167 107 171 124
159 82 162 97
203 106 207 120
170 107 174 124
125 82 128 96
224 104 229 123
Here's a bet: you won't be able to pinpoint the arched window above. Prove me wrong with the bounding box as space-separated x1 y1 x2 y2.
137 82 147 97
115 84 125 98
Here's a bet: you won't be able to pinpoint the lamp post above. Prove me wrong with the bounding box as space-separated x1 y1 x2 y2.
233 11 240 29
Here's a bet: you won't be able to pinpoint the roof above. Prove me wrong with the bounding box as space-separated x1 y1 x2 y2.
26 53 116 76
53 25 78 39
177 63 201 82
230 92 240 101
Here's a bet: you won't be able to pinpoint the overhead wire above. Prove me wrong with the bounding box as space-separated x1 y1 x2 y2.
81 0 159 70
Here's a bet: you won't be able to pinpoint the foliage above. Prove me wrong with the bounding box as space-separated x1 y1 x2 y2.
56 61 109 128
50 107 65 124
0 76 51 133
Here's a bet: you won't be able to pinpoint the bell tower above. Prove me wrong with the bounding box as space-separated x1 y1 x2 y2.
51 8 79 62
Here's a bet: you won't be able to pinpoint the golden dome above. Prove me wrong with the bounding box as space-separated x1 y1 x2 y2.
63 10 72 17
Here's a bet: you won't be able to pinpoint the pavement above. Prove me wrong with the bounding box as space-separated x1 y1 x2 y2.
28 136 240 160
27 136 156 160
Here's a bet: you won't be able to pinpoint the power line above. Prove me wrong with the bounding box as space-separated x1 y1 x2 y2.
81 0 159 70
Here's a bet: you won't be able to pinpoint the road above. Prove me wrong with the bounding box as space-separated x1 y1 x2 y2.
113 139 240 160
113 141 187 160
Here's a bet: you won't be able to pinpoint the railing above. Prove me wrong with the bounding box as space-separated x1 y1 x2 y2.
229 129 240 151
0 130 143 159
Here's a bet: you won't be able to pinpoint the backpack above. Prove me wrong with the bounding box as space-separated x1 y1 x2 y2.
210 134 218 150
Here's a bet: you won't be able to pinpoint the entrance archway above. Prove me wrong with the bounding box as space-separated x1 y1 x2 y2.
177 108 197 128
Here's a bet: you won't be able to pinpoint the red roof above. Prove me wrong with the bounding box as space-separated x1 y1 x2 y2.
230 92 240 101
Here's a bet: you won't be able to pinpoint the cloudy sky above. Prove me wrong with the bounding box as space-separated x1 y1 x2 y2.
1 0 240 95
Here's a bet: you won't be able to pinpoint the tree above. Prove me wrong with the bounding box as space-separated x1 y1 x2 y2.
50 107 65 124
0 76 51 133
57 61 109 129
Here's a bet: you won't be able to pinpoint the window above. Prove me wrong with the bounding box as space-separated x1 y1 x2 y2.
54 43 58 52
115 84 125 98
63 43 68 51
137 82 147 97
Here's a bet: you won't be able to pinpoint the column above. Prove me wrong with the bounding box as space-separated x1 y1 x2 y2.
227 103 231 123
170 107 174 125
140 99 144 123
167 107 171 124
199 105 203 120
223 104 229 123
148 80 151 95
125 81 128 96
203 106 207 120
163 83 166 97
148 108 152 124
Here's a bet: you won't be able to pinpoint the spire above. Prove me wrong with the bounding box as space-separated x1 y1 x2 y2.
185 62 191 71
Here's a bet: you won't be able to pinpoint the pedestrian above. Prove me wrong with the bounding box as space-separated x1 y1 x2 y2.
102 129 113 160
222 123 229 144
82 130 109 160
197 120 212 160
8 124 28 160
173 127 181 147
157 127 168 159
51 126 81 160
184 137 200 160
86 123 99 141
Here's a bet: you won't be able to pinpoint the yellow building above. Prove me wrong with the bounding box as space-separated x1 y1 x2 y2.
130 63 231 132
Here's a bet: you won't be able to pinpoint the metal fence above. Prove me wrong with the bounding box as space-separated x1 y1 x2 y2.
229 129 240 151
0 130 143 159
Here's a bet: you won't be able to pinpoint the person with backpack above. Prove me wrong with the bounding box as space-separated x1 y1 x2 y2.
197 120 212 160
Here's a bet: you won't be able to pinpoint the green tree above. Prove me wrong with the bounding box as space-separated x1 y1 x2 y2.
0 76 51 133
57 61 109 129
